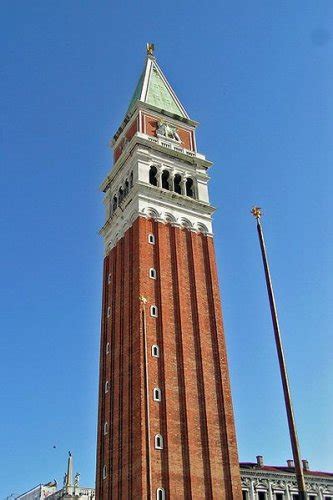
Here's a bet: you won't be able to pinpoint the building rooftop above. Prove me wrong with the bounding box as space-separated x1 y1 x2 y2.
240 459 333 479
126 45 188 119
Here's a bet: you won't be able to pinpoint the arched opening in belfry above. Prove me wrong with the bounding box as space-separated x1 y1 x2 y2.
174 174 182 194
130 171 133 188
186 177 194 198
118 186 124 204
124 179 129 197
149 166 158 186
112 195 118 212
161 170 170 190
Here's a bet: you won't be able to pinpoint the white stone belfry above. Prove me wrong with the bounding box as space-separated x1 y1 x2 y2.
100 47 215 253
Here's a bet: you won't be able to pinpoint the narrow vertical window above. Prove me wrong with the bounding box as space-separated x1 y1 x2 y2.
154 434 163 449
108 273 112 285
150 305 158 318
105 381 109 393
149 268 157 279
275 494 284 500
106 342 110 354
157 488 165 500
153 388 161 401
104 421 108 435
242 492 248 500
107 306 111 318
102 465 107 479
148 233 155 244
152 345 159 358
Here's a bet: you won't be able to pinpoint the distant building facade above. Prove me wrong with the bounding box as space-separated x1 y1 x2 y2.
16 482 57 500
15 454 333 499
241 457 333 500
16 484 94 500
15 454 95 500
47 486 95 500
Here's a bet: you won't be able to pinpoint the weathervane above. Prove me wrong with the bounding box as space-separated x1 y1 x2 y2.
146 42 155 56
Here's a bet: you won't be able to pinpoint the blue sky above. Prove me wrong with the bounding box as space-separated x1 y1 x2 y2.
1 0 332 496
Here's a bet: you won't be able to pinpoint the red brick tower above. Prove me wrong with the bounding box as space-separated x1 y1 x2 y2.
96 45 242 499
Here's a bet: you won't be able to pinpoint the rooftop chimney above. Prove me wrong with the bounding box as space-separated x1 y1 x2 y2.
287 459 295 468
302 460 310 471
256 455 264 467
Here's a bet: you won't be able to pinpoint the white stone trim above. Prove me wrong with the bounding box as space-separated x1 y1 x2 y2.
101 146 215 252
141 57 153 103
153 387 161 401
156 487 165 500
154 434 164 450
101 190 214 254
150 305 158 318
152 345 159 357
102 213 213 254
149 268 157 279
144 132 199 159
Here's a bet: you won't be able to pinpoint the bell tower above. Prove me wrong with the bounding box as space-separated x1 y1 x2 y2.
95 45 242 499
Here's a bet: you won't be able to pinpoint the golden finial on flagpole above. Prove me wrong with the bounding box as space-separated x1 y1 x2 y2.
251 206 262 219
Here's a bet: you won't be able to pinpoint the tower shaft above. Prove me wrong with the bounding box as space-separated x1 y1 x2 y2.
96 49 242 499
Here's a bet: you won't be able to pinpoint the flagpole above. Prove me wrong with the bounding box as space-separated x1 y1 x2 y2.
251 207 307 500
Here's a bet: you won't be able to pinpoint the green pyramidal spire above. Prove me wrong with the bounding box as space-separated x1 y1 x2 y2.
126 45 189 119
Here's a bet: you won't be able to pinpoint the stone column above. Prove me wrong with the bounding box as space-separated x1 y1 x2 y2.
250 480 256 500
169 171 175 191
192 178 197 199
180 176 187 195
157 167 162 188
